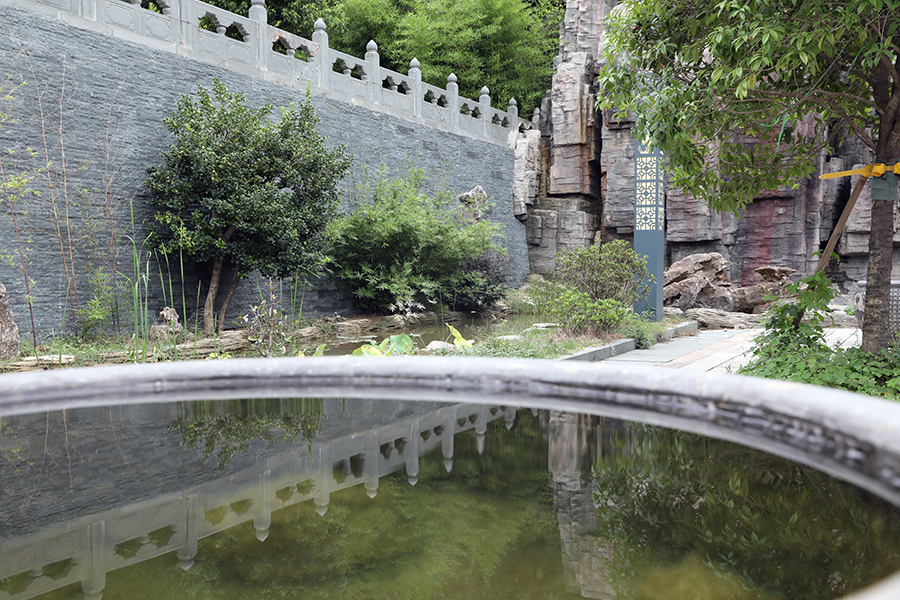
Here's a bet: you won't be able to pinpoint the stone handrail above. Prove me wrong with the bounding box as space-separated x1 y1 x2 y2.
6 0 533 147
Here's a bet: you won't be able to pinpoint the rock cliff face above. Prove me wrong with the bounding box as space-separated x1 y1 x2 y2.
519 0 900 292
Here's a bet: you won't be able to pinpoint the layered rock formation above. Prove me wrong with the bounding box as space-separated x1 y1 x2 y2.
518 0 900 293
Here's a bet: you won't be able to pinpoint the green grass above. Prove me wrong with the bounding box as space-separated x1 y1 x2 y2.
433 310 676 360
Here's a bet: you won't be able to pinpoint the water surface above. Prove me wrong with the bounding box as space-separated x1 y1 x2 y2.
2 398 899 599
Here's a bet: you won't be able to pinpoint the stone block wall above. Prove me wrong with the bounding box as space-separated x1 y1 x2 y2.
0 2 527 339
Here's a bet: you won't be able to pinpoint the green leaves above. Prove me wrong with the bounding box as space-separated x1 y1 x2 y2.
324 170 505 314
146 80 350 325
596 0 895 214
593 424 900 599
351 333 417 355
739 272 900 398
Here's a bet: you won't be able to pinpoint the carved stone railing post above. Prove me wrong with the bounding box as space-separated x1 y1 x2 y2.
447 73 459 130
179 0 197 56
479 86 491 137
405 419 420 485
82 521 106 600
365 40 381 106
409 57 422 119
248 0 268 73
177 493 199 571
364 431 380 498
312 18 330 92
508 98 518 120
165 0 183 48
81 0 96 23
313 444 330 516
253 468 272 541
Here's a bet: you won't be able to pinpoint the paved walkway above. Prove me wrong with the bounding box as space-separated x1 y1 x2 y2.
605 327 861 373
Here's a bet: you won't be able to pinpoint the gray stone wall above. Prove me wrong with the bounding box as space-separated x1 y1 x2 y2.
0 3 526 340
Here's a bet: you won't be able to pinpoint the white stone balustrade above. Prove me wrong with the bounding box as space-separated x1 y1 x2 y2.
6 0 531 147
0 403 517 600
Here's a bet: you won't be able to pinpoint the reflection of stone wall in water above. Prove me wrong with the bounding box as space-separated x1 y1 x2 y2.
0 400 516 600
548 411 617 600
520 0 900 292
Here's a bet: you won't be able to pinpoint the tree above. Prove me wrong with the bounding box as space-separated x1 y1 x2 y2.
597 0 900 352
146 79 350 334
200 0 559 116
387 0 555 114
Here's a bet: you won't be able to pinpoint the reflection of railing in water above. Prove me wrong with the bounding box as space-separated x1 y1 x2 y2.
0 402 516 600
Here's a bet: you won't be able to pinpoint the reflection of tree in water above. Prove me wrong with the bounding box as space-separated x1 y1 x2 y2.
168 398 324 469
594 424 900 600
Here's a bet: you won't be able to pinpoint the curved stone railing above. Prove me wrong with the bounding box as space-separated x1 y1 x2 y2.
3 0 533 147
4 356 900 599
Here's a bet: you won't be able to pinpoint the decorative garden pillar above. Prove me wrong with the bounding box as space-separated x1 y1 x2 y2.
633 141 665 320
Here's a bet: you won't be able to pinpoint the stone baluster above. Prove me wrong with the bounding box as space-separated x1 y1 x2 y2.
178 0 195 55
365 40 382 106
176 493 199 571
447 73 459 130
405 420 420 486
441 416 455 473
248 0 268 73
364 431 380 498
479 85 491 136
475 406 488 455
82 521 106 600
164 0 182 49
313 444 330 516
253 468 272 541
81 0 97 22
504 407 517 429
507 98 518 142
312 18 330 92
409 57 422 118
532 106 540 125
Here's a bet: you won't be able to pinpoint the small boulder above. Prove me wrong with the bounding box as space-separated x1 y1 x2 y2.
0 282 21 360
664 253 731 287
425 340 455 353
458 186 488 220
663 253 736 311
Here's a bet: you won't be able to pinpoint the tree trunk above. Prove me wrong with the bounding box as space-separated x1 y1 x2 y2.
216 271 243 334
860 177 897 353
203 226 237 335
204 257 225 334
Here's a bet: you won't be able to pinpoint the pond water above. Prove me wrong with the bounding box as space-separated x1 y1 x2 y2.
2 397 900 600
320 314 489 355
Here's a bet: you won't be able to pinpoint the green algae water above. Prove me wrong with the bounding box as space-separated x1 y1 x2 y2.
2 399 900 600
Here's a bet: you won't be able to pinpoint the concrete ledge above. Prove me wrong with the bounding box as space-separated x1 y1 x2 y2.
561 338 634 362
559 320 698 362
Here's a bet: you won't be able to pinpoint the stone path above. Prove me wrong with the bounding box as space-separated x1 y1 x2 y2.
604 328 861 373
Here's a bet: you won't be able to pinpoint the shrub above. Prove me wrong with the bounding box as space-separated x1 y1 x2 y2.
549 289 630 334
324 170 505 313
555 239 650 307
545 240 650 334
739 272 900 399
